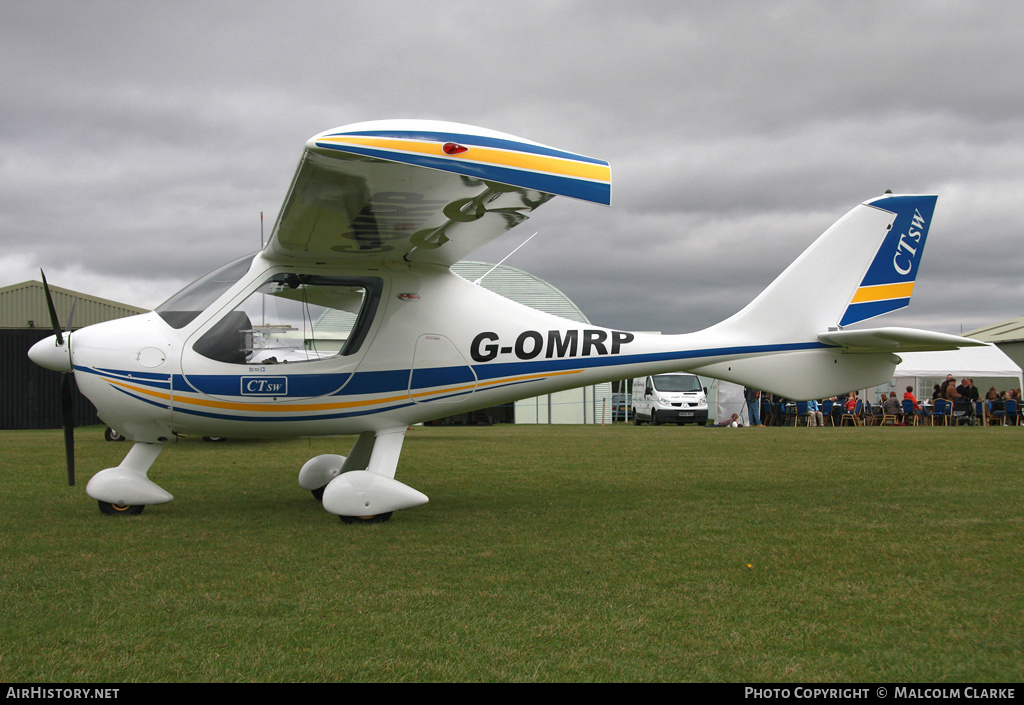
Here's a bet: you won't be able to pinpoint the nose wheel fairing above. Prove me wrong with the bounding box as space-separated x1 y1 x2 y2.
85 442 173 509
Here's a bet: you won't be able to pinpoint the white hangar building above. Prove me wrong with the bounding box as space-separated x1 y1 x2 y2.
447 262 613 425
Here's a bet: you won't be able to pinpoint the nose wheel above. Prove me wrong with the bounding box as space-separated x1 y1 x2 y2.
98 501 145 516
339 512 393 524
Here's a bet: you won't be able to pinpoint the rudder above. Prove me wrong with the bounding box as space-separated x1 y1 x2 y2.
839 194 936 326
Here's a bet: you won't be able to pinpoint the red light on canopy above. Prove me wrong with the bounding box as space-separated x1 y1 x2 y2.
442 142 468 155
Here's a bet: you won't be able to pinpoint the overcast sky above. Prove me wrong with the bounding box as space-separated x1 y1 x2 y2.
3 0 1022 336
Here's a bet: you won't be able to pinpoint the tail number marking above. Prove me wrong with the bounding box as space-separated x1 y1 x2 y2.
471 329 635 363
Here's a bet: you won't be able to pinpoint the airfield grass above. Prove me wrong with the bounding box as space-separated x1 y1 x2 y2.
0 423 1021 683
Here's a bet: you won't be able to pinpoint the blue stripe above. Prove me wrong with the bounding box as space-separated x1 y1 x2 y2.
109 384 171 411
470 341 828 382
314 142 612 205
839 299 911 327
77 340 835 426
338 369 412 395
410 365 475 390
323 129 609 166
85 366 172 390
172 373 352 398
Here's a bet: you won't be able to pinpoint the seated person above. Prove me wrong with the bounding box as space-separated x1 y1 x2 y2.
882 391 902 422
991 392 1006 413
904 386 928 418
806 399 824 427
842 392 863 423
826 396 844 425
715 413 744 427
844 392 859 411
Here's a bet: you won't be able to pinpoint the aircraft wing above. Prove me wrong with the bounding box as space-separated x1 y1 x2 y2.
263 120 611 267
817 327 986 353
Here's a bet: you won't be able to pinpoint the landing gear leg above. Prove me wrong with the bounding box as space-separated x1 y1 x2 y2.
86 442 172 516
316 428 428 523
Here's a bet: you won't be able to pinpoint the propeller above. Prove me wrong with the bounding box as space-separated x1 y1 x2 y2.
40 271 77 486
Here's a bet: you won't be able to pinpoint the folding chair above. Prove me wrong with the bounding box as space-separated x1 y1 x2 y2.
901 398 919 426
841 400 862 426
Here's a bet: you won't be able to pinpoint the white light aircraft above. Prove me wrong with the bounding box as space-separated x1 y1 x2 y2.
29 119 981 522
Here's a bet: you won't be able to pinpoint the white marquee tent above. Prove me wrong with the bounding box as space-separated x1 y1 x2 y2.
886 344 1022 402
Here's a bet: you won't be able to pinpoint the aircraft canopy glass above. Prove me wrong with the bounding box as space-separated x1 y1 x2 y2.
192 274 382 365
156 254 256 329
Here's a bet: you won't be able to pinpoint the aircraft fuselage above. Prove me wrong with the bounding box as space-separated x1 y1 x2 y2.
67 253 750 443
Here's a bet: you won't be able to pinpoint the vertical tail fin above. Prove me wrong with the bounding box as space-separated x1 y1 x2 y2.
689 194 983 399
708 194 937 343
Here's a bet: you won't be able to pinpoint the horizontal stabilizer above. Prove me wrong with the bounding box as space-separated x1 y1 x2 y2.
817 327 985 353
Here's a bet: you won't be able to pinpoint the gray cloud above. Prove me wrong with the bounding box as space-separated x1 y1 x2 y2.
3 0 1022 337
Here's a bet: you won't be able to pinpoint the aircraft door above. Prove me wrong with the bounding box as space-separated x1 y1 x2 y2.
408 334 477 405
176 272 385 432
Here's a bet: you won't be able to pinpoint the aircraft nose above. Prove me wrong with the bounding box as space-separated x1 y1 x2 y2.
29 334 73 372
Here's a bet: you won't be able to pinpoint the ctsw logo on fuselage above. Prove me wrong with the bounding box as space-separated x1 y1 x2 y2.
471 329 634 363
241 376 288 396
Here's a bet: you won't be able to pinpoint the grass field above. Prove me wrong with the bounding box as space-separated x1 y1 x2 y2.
1 423 1021 682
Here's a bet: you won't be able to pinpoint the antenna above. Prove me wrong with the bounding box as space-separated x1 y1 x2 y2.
261 211 266 326
473 232 539 285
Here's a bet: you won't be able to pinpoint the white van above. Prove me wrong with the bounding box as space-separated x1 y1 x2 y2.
632 373 708 426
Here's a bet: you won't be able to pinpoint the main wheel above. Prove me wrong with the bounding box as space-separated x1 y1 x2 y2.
339 512 393 524
98 501 145 516
104 427 126 442
650 410 659 426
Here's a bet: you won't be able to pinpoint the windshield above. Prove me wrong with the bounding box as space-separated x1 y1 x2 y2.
652 374 702 393
156 254 256 328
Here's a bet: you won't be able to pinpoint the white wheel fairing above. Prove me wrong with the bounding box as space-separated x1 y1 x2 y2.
298 454 347 491
321 471 428 517
85 443 173 506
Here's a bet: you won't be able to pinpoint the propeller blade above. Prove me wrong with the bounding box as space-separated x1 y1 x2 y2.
40 270 64 346
61 374 76 486
40 270 76 485
65 297 77 332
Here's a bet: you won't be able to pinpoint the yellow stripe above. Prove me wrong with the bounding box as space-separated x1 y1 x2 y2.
107 378 407 413
106 368 584 415
109 381 172 402
318 136 611 183
850 282 915 304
